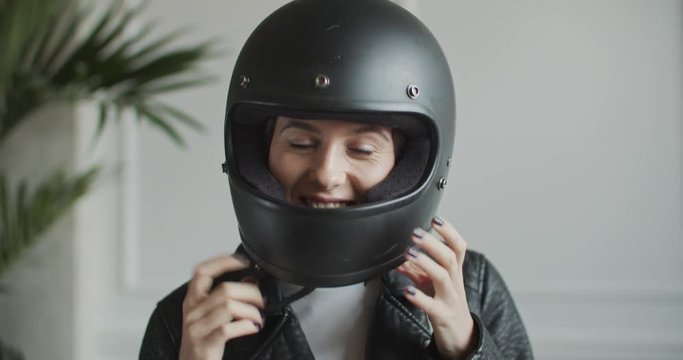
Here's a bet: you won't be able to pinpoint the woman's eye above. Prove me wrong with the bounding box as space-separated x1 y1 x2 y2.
348 147 374 156
289 142 315 149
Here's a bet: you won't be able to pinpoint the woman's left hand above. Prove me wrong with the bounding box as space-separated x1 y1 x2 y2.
396 216 476 359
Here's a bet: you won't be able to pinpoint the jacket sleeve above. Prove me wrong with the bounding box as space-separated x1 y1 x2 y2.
139 306 180 360
465 257 534 360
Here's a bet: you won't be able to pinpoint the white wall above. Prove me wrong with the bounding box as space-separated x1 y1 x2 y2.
0 1 680 359
423 1 683 358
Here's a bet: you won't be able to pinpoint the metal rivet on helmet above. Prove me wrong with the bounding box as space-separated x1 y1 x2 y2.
438 177 448 190
314 74 330 89
406 84 420 99
239 75 250 88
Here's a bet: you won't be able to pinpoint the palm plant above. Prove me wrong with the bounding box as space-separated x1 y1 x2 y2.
0 0 217 356
0 338 23 360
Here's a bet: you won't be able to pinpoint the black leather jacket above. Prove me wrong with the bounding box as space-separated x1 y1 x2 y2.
140 250 533 359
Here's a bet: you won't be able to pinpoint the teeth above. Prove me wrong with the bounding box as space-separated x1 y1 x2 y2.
309 201 345 209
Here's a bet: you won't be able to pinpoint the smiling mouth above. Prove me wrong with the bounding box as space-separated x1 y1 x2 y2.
300 197 355 209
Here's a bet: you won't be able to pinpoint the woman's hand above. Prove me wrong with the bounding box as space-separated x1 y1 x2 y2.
179 254 265 360
396 216 476 359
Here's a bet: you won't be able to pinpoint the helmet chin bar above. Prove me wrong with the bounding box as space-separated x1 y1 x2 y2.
241 232 407 287
227 157 441 288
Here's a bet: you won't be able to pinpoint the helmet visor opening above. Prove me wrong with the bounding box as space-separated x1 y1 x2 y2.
227 104 436 208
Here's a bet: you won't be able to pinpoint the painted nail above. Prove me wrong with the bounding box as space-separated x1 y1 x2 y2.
432 216 444 227
403 286 417 296
241 276 258 284
412 227 426 239
406 246 420 258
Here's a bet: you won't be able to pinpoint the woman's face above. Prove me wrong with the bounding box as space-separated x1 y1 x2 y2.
268 116 396 208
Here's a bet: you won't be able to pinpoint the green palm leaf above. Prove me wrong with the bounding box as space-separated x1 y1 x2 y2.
0 0 217 145
0 0 218 272
0 167 100 277
0 338 24 360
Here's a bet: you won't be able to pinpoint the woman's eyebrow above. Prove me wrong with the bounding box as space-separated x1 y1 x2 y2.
279 120 320 134
352 126 391 142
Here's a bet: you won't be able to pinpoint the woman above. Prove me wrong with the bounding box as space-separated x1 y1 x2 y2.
140 0 533 359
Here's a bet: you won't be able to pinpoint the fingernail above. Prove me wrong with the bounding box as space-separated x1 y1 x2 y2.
406 246 420 258
241 276 258 284
253 321 263 331
432 216 444 227
412 227 426 239
403 286 417 296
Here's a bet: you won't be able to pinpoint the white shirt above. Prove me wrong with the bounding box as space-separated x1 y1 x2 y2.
281 280 380 360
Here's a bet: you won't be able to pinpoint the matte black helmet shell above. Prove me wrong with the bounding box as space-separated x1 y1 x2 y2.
224 0 455 287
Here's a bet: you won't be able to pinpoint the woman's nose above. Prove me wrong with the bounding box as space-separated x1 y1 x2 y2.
310 146 347 190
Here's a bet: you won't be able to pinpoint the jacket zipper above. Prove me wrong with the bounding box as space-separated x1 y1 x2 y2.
248 309 291 360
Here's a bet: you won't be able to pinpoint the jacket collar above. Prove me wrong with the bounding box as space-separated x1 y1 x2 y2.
223 269 434 359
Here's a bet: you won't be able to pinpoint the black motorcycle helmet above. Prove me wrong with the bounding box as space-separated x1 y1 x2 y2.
223 0 455 287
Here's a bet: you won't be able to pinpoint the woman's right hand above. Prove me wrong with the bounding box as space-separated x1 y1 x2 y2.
179 254 265 360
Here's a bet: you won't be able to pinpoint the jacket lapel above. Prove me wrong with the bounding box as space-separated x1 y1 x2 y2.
365 271 435 359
